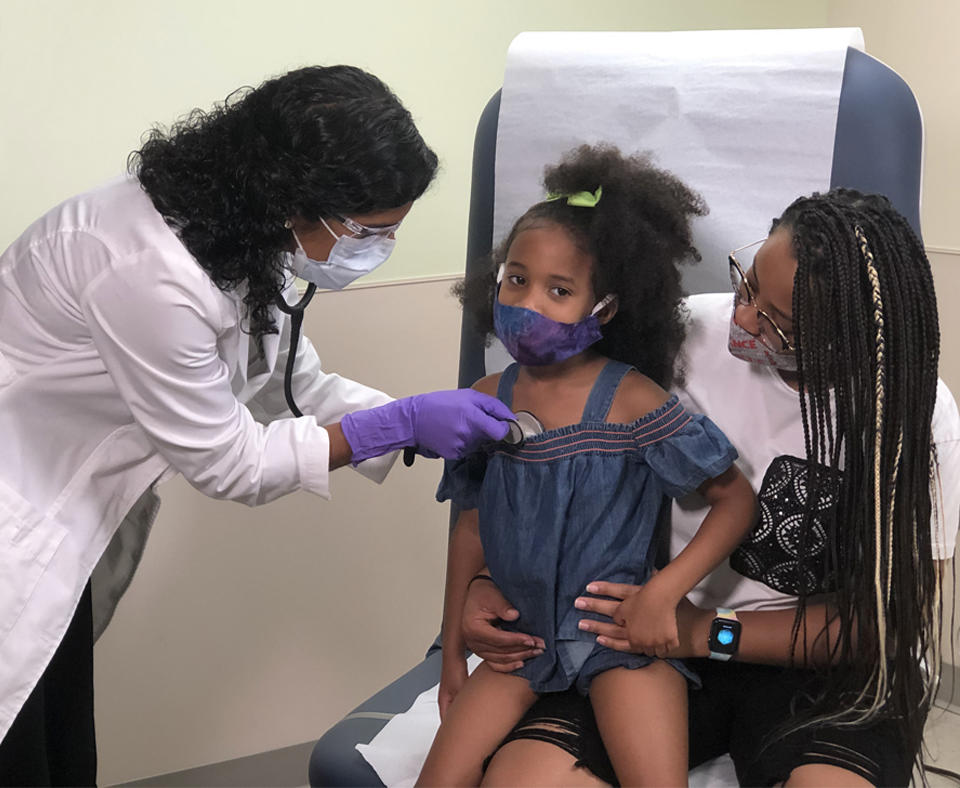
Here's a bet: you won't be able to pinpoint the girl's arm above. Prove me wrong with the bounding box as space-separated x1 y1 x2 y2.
613 465 757 656
438 508 485 719
643 465 756 608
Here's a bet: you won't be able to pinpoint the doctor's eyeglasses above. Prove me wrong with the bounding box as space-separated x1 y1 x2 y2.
333 214 402 239
728 241 796 353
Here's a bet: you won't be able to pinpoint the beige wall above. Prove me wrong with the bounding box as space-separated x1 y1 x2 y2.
2 0 957 783
0 0 829 284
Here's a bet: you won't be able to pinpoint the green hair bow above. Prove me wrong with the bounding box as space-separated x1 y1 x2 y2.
545 186 603 208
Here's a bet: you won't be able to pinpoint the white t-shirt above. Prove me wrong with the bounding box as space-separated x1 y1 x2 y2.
672 293 960 611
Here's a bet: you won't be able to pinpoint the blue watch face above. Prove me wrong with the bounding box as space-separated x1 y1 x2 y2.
708 618 741 655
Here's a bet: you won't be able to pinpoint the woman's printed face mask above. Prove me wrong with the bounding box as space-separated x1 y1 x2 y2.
727 297 798 372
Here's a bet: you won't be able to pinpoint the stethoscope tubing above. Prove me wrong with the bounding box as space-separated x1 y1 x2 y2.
275 283 317 419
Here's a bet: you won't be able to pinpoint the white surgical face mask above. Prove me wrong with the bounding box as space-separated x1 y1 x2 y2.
727 298 798 372
286 217 395 290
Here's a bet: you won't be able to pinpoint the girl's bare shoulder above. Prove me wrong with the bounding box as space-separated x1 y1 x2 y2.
471 372 502 398
607 369 672 424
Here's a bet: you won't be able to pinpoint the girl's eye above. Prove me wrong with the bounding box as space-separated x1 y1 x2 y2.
507 274 526 286
550 286 571 297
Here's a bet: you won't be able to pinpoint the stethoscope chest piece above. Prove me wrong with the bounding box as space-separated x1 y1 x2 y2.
402 409 544 467
505 410 545 447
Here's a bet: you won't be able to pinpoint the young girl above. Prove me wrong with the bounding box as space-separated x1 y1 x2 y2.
416 145 758 787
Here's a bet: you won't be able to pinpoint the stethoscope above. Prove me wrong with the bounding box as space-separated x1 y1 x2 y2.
402 409 545 466
274 284 317 418
275 285 546 463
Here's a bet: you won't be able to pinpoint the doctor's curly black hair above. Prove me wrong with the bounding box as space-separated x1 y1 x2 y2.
130 65 438 341
457 144 707 388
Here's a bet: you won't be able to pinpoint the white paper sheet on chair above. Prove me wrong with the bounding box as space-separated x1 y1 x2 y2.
486 27 863 374
356 655 483 787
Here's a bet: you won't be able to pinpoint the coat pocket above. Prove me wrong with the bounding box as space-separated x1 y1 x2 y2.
0 490 68 643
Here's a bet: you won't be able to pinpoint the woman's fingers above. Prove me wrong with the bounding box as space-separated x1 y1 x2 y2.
574 596 620 618
583 581 643 601
594 635 632 652
578 618 626 639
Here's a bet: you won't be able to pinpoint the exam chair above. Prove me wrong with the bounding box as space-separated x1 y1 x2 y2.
309 42 923 787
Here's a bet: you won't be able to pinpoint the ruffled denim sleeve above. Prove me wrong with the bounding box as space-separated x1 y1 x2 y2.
435 452 488 510
639 401 738 498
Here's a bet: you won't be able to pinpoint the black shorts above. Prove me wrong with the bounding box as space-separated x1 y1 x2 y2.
491 659 916 787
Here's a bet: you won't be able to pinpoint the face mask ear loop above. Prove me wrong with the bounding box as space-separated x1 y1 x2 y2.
317 217 339 242
590 293 617 317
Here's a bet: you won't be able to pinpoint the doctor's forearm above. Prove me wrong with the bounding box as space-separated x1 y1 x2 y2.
325 423 354 470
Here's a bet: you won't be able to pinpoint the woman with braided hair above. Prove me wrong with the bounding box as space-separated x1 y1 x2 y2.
463 189 959 786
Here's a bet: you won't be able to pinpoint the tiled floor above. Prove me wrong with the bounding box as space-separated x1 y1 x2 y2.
922 702 960 786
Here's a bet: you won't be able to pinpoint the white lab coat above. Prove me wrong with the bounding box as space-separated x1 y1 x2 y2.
0 176 396 738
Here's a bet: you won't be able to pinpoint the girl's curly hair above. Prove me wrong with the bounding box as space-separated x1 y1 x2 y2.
456 144 706 388
129 65 438 341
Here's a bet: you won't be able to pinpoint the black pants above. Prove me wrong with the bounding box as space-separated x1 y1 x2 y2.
0 583 97 787
496 659 914 786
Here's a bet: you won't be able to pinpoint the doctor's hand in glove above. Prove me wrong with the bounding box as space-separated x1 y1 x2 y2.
339 389 514 464
461 575 545 672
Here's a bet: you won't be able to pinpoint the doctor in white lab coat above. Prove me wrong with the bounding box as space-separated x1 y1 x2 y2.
0 65 512 785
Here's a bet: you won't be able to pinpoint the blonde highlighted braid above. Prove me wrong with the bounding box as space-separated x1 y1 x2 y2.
770 190 942 771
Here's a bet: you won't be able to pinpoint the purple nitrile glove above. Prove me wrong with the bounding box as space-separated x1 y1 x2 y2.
340 389 514 464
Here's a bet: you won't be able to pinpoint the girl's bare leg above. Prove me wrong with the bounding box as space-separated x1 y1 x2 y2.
589 662 689 787
417 662 537 787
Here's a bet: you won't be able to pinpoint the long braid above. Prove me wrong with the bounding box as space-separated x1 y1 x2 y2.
773 189 941 766
854 221 898 715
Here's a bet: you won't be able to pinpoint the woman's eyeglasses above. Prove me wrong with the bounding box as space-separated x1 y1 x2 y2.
728 241 795 353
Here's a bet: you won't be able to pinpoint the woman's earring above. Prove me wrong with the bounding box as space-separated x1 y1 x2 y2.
283 220 293 229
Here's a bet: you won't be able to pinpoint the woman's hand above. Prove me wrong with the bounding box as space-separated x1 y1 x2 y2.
576 581 712 659
462 578 544 672
438 657 468 721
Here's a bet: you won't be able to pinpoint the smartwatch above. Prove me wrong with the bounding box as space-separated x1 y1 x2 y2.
707 608 741 661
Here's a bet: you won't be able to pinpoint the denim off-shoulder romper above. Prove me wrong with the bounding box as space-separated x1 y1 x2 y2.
437 360 738 695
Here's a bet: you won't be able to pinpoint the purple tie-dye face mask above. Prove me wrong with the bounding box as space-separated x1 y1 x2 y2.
493 292 615 366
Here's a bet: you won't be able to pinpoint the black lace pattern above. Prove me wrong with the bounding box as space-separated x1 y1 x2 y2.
730 455 842 595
